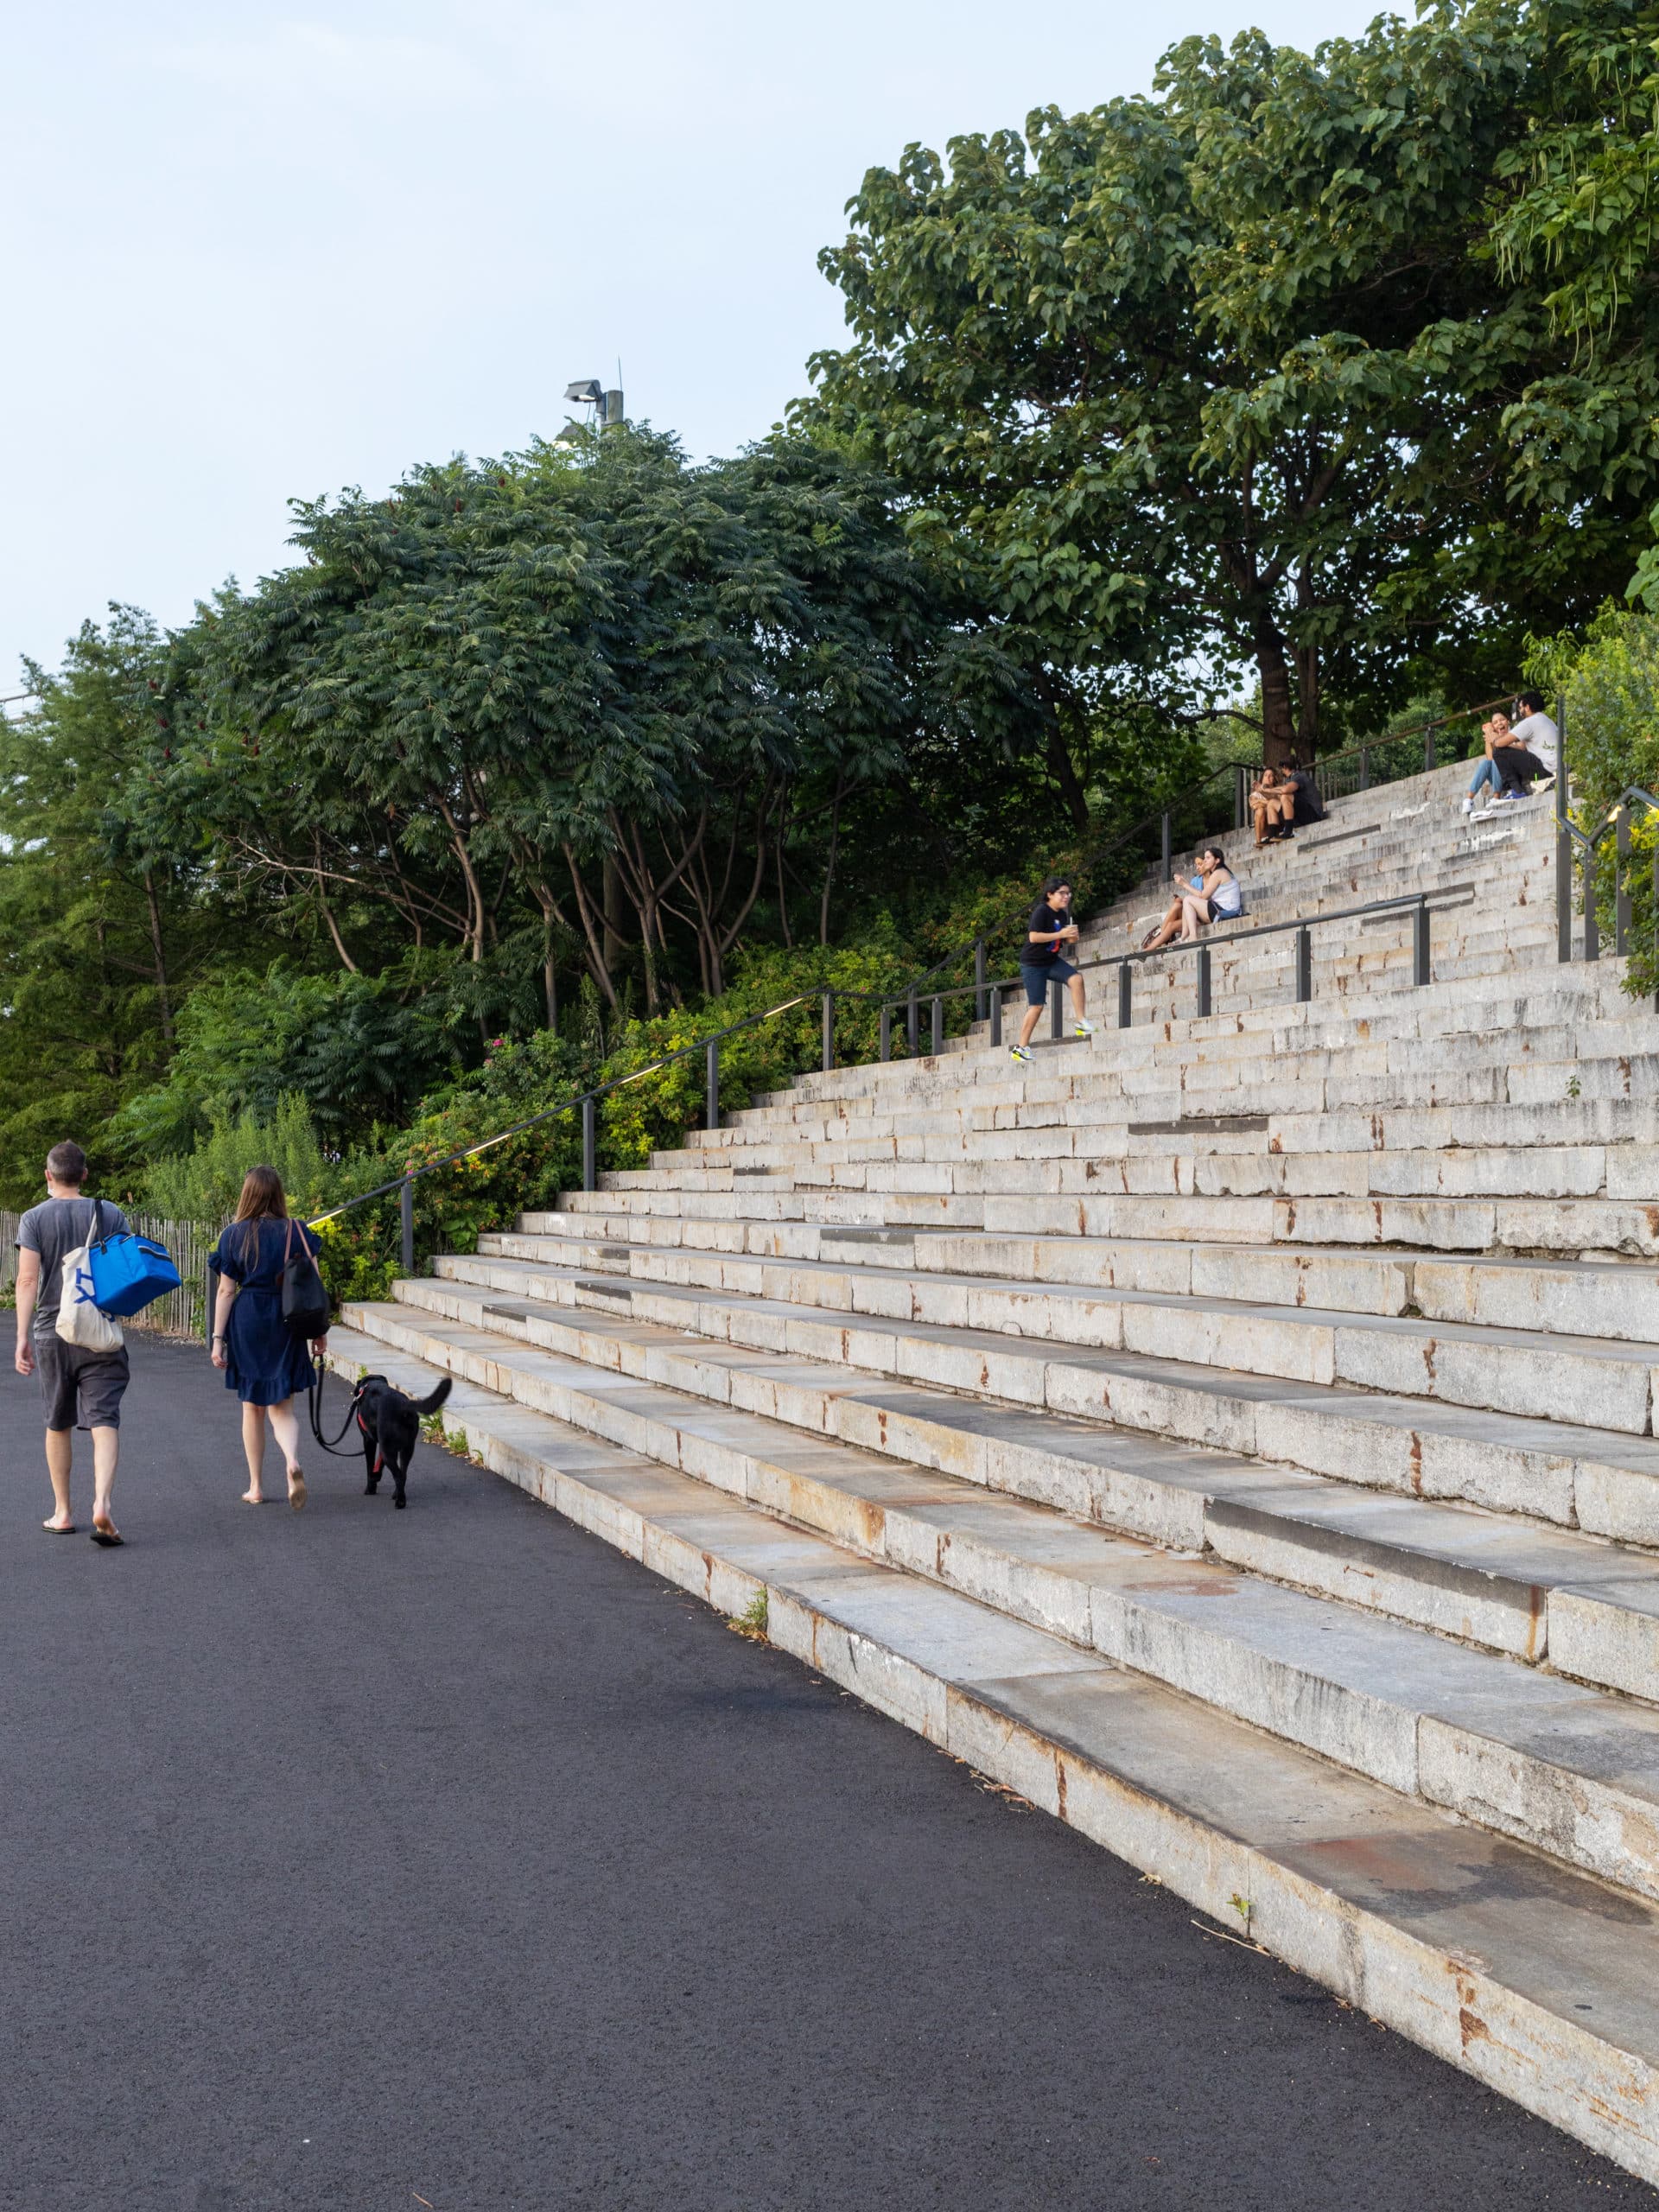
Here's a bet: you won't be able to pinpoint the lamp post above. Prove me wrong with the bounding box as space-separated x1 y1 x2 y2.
561 376 625 432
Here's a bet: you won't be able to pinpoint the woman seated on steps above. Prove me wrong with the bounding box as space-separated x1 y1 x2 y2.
1249 766 1294 847
1139 846 1243 950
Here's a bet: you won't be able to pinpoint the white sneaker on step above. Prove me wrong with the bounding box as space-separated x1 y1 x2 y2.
1074 1019 1096 1038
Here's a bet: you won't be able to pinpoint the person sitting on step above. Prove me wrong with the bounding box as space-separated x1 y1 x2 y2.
1249 766 1294 847
1463 709 1522 812
1492 690 1560 801
1140 847 1242 950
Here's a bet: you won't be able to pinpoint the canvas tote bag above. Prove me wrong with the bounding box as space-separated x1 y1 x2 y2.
55 1199 125 1354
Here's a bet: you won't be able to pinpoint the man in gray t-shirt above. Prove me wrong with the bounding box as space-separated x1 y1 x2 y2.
13 1141 132 1544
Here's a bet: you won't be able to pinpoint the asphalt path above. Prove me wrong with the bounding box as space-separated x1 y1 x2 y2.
2 1334 1653 2210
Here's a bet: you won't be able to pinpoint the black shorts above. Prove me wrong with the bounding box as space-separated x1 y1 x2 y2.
35 1334 130 1431
1020 958 1077 1006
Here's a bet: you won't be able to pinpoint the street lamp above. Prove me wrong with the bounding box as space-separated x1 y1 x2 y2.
563 375 625 429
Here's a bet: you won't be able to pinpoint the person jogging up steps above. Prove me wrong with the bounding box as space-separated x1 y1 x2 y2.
1012 875 1094 1064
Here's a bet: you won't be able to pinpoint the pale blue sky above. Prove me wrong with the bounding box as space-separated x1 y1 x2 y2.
3 0 1387 686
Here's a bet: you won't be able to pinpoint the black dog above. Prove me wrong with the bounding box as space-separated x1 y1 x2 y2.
354 1373 453 1509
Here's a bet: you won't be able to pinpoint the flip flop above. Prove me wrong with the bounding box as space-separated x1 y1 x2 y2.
89 1522 124 1548
42 1520 76 1535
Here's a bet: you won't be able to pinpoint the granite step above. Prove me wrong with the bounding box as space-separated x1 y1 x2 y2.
404 1259 1659 1542
343 1294 1659 1908
322 1313 1659 2186
502 1217 1659 1344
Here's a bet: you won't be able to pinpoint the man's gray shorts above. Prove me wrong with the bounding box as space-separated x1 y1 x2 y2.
35 1334 130 1431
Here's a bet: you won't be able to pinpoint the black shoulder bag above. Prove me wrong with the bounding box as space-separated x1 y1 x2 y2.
280 1219 331 1339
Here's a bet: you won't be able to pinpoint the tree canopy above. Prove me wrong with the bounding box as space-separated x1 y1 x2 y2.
800 0 1657 764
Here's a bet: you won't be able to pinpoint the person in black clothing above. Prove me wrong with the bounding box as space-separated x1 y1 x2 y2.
1285 766 1325 827
1011 876 1095 1064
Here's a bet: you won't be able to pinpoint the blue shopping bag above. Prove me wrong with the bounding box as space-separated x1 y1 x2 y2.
86 1224 183 1317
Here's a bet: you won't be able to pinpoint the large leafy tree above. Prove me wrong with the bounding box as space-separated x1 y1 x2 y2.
1474 0 1659 603
802 4 1654 766
0 609 242 1201
150 429 1023 1007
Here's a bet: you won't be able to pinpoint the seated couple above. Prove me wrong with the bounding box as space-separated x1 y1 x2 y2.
1249 765 1325 848
1140 846 1241 950
1462 692 1559 815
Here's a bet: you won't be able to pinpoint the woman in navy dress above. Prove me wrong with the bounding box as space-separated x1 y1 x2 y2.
208 1166 328 1510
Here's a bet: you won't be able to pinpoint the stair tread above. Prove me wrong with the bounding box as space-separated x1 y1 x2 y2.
322 1316 1659 2197
448 1251 1659 1471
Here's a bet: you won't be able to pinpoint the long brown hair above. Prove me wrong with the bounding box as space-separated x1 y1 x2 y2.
233 1165 289 1268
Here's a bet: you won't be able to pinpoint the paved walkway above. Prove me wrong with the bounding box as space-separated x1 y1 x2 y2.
2 1336 1653 2210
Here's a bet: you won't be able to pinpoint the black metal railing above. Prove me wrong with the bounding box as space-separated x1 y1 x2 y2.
849 892 1432 1060
307 887 1436 1273
305 698 1506 1268
1557 778 1659 969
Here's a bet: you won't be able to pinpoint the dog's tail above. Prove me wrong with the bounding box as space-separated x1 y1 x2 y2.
413 1376 453 1418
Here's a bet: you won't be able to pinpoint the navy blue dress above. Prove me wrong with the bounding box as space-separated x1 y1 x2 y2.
210 1217 322 1406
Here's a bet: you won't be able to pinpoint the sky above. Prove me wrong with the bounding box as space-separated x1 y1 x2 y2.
2 0 1388 690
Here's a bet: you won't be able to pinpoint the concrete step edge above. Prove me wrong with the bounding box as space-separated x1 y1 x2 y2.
319 1313 1659 2191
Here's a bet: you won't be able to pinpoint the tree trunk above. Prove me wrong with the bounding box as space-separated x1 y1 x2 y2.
562 847 620 1008
142 870 174 1047
541 907 557 1032
1255 627 1299 769
1045 719 1090 832
602 853 625 975
819 772 845 946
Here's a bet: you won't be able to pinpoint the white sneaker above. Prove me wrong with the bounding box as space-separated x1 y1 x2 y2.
1009 1044 1033 1064
1461 794 1474 816
1073 1019 1096 1038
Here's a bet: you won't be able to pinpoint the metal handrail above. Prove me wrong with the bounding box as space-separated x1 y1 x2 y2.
305 702 1498 1268
865 696 1509 1025
307 885 1436 1271
868 893 1432 1052
1557 779 1659 967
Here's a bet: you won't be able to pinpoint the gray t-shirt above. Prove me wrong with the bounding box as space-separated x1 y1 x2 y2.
1510 713 1559 774
16 1196 132 1338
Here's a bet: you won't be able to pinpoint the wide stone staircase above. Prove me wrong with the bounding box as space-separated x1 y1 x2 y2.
330 760 1659 2181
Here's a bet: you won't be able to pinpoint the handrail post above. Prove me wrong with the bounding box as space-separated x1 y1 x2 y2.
1234 763 1245 830
203 1255 215 1349
582 1094 596 1192
1160 810 1171 880
1424 725 1435 773
931 995 944 1057
400 1176 415 1276
975 938 988 1022
989 986 1001 1047
1117 963 1132 1029
1196 944 1211 1019
1294 924 1313 1002
880 1006 892 1062
1617 810 1632 957
705 1037 720 1130
1358 746 1370 793
1051 976 1064 1040
1585 851 1600 961
906 988 918 1057
821 992 835 1074
1557 810 1573 964
1413 898 1430 987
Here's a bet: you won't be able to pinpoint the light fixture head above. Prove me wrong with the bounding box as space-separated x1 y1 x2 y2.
552 419 589 448
563 378 603 404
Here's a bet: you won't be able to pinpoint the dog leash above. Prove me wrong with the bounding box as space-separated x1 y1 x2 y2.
307 1358 372 1460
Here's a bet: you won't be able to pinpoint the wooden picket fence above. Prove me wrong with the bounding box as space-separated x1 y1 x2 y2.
0 1211 214 1340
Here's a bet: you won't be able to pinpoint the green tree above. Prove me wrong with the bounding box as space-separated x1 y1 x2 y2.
0 609 235 1204
802 7 1653 766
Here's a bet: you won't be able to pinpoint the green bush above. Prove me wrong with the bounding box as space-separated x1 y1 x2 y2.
141 1094 339 1224
1528 608 1659 998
